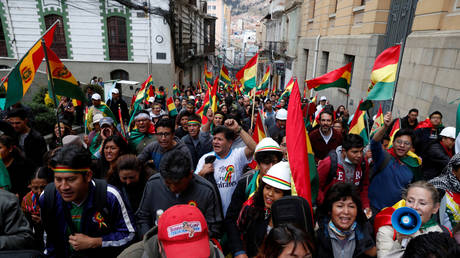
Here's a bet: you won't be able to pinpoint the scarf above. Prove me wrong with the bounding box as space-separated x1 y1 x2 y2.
440 141 453 158
420 216 438 231
387 148 422 168
429 153 460 193
329 220 357 238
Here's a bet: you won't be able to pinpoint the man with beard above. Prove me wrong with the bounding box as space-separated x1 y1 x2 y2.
310 110 343 162
267 108 287 140
128 111 157 154
138 118 191 171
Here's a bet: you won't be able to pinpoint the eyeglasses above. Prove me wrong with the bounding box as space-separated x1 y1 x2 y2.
394 139 411 147
156 132 171 138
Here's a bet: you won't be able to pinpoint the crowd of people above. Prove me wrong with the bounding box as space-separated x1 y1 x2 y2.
0 81 459 258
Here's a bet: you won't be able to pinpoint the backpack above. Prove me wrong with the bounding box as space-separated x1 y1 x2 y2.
41 179 110 235
325 150 367 187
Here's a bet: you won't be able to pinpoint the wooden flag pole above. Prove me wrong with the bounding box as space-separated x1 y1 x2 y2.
42 38 63 145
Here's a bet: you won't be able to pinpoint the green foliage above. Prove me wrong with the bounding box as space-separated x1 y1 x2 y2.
30 87 56 135
83 84 104 99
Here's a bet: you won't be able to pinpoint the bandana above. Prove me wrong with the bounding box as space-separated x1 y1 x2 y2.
329 220 357 238
53 166 90 173
429 153 460 193
188 120 201 125
214 114 224 119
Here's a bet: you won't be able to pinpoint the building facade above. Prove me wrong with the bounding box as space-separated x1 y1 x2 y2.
0 0 215 100
293 0 460 125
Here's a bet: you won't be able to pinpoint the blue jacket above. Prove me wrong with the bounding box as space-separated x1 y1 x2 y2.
368 140 414 210
39 181 136 257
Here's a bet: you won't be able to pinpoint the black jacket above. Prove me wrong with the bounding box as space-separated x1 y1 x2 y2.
414 126 444 155
106 98 129 123
400 116 418 131
181 132 213 168
23 129 47 167
225 171 258 255
422 141 451 180
316 218 375 258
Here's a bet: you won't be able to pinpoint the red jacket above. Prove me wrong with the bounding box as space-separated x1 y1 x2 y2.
309 128 343 162
317 156 370 209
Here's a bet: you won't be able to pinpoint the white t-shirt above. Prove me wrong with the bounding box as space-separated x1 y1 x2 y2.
195 147 251 216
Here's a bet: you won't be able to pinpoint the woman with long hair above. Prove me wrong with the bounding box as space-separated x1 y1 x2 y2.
237 162 292 257
92 134 129 179
107 154 152 212
48 122 72 150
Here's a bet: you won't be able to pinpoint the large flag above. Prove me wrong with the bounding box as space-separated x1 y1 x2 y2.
44 45 85 101
204 63 213 84
306 62 352 91
367 45 401 100
219 65 231 88
236 53 258 91
279 77 295 101
166 97 178 116
370 103 384 137
128 75 153 128
258 66 270 90
1 23 57 108
349 99 369 145
286 79 318 214
210 77 219 114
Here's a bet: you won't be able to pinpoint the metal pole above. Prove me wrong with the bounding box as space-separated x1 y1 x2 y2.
390 0 415 112
42 38 62 145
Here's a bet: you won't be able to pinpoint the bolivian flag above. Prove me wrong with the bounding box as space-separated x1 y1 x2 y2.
370 103 383 138
286 79 318 215
219 65 231 87
1 23 57 109
258 66 270 90
128 75 153 129
248 109 267 169
367 45 401 100
45 45 85 101
236 53 258 90
210 77 219 113
204 63 213 84
173 84 180 97
279 77 295 101
196 82 211 124
349 99 369 145
166 97 178 116
306 62 352 91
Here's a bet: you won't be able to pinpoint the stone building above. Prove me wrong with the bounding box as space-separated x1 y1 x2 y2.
0 0 215 100
293 0 460 125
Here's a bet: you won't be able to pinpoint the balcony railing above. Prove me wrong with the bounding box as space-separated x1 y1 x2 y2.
264 41 288 54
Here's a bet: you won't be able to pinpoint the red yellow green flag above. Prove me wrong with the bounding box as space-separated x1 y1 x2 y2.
45 45 85 101
388 118 400 147
258 66 270 90
173 84 180 97
166 97 178 116
349 99 369 145
197 82 211 124
210 77 219 113
236 53 258 91
370 103 384 137
306 62 352 91
286 79 318 212
367 45 401 100
219 65 231 88
204 63 213 84
279 77 294 101
1 23 57 108
128 75 153 128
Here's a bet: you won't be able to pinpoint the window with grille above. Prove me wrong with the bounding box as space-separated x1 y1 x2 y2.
107 16 128 60
44 15 68 59
0 21 7 57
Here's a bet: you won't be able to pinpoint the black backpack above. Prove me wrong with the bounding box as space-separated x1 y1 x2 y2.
325 150 367 187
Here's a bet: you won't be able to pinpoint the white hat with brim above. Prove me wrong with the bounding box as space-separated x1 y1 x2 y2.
440 126 456 139
92 93 101 100
275 108 288 120
255 137 282 154
262 161 291 190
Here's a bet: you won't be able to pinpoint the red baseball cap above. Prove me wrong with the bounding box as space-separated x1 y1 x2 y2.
158 205 210 257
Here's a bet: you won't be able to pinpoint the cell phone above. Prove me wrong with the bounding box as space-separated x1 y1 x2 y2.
205 155 216 164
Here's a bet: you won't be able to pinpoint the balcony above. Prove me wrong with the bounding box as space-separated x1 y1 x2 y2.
264 41 288 55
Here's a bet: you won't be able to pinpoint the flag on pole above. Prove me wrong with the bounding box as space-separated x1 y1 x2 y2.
210 77 219 114
349 99 369 145
166 97 178 116
1 23 57 108
286 79 318 214
367 45 401 100
236 53 258 91
279 77 295 101
248 109 267 169
173 84 180 97
196 83 211 124
118 105 127 139
370 104 384 137
44 45 86 101
219 65 231 88
258 66 270 90
306 62 352 91
204 63 213 84
388 118 401 147
128 75 153 129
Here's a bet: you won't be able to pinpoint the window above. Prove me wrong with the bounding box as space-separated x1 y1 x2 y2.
107 16 128 60
0 20 7 57
156 52 166 60
320 51 329 75
110 69 129 80
45 14 68 59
